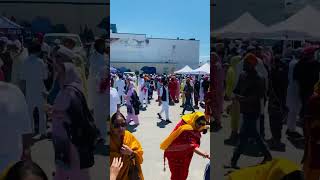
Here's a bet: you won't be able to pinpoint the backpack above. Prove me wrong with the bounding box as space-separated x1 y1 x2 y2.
131 90 141 115
65 85 99 169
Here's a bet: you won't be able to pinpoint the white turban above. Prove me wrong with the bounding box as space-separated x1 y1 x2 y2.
57 46 75 61
41 42 50 53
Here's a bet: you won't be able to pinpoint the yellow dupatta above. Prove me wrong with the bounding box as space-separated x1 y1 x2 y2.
0 165 11 180
228 158 300 180
110 130 144 180
226 56 241 98
160 112 208 150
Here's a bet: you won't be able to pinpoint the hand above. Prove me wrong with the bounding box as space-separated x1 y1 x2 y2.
110 157 123 180
203 152 210 159
120 145 133 155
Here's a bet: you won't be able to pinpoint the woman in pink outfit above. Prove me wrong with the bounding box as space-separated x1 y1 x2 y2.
126 80 140 125
211 50 224 130
48 62 92 180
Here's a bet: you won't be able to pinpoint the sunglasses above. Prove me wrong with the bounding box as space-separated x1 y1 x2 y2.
196 120 207 127
113 122 127 129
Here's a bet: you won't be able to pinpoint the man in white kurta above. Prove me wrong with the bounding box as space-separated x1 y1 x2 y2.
10 40 28 87
0 82 32 172
286 57 302 138
157 80 171 123
110 86 121 116
138 75 145 106
199 78 204 102
115 75 126 105
88 40 106 111
20 47 48 138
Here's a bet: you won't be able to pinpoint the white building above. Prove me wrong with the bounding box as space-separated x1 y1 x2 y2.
0 0 108 34
110 32 200 74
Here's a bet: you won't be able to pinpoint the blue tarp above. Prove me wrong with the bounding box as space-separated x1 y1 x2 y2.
141 66 156 74
31 17 53 33
118 67 130 73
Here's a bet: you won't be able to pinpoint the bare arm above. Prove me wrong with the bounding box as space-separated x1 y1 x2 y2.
194 147 210 159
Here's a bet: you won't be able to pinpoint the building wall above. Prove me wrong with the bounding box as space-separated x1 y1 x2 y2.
110 33 200 70
111 62 177 75
0 0 108 34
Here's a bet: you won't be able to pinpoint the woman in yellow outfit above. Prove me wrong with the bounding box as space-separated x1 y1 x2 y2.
225 56 241 144
227 158 303 180
110 112 144 180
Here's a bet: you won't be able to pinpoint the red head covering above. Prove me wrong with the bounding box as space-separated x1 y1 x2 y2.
303 46 317 58
244 53 258 66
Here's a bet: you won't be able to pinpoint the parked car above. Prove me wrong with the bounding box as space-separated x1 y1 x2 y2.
44 33 87 57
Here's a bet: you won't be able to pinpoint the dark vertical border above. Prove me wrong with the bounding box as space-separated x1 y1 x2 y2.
106 0 110 179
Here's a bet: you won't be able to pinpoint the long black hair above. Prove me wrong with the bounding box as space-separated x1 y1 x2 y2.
281 170 304 180
5 160 48 180
111 112 126 126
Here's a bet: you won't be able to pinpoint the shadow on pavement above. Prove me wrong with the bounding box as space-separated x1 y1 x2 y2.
242 141 264 157
95 144 109 156
288 137 305 150
157 120 170 128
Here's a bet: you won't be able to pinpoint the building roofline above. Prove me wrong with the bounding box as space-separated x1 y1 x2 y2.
148 37 199 41
112 32 146 36
111 32 199 41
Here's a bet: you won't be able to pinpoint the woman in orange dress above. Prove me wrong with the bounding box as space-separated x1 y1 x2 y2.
110 112 144 180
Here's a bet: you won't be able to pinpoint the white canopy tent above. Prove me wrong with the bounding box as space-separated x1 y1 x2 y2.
190 63 210 75
260 5 320 40
174 65 193 74
0 16 23 35
213 12 268 39
0 16 23 29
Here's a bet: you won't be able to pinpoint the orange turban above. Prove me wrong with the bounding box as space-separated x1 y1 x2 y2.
244 53 258 66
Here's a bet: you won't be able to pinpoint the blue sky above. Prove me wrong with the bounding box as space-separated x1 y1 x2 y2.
111 0 210 62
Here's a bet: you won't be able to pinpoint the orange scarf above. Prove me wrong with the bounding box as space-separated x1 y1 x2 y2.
110 130 144 180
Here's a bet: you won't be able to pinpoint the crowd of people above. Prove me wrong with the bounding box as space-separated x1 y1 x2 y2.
210 40 320 180
111 73 211 124
0 33 109 180
109 72 211 179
